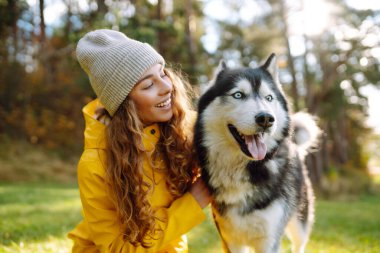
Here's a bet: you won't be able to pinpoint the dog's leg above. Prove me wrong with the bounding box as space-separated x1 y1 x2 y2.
285 215 310 253
251 237 281 253
226 242 250 253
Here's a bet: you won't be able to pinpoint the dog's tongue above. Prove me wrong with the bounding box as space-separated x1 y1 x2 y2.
245 135 267 160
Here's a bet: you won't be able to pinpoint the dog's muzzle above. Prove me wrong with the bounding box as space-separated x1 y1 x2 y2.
255 112 275 130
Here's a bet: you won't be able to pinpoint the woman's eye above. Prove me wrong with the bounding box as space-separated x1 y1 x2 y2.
232 92 244 99
143 82 154 89
265 95 273 101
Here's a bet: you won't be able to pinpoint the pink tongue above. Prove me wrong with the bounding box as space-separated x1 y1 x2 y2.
245 135 267 160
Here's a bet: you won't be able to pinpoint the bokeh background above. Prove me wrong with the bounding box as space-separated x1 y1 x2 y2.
1 0 380 252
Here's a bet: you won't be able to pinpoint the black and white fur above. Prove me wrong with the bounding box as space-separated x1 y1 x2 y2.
194 54 320 253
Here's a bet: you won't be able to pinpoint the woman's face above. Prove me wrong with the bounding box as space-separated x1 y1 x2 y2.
129 64 173 126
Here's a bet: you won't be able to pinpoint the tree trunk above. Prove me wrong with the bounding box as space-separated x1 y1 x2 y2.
38 0 53 85
97 0 107 14
303 35 317 113
278 0 299 111
9 0 19 61
328 111 348 166
39 0 46 43
64 0 72 41
156 0 165 54
184 0 197 83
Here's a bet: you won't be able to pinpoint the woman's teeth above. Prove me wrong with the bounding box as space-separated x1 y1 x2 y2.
156 98 171 107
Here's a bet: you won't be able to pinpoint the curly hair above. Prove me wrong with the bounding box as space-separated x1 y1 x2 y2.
97 68 197 247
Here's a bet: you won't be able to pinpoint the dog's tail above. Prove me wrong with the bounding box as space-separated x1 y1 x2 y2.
292 112 321 158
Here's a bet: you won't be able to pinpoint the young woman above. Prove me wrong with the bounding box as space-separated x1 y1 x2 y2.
68 29 211 252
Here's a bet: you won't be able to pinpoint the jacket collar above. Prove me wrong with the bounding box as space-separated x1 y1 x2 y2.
82 99 160 151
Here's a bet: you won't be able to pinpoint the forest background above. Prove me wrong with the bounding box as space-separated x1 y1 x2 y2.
1 0 380 252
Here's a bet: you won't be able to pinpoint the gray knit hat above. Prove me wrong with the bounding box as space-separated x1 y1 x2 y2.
76 29 165 116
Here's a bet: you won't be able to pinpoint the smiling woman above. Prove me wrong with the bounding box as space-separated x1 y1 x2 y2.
67 29 211 253
129 64 174 126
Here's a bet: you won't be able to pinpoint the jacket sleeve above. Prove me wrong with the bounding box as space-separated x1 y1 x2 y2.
77 150 206 253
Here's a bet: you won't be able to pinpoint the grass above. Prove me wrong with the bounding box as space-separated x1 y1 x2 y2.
306 195 380 253
1 139 379 252
188 194 380 253
0 138 78 183
1 183 380 253
0 183 81 253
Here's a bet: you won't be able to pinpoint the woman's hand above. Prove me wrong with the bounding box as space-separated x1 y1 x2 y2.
189 178 212 208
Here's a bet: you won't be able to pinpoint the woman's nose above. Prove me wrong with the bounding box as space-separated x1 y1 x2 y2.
159 78 172 95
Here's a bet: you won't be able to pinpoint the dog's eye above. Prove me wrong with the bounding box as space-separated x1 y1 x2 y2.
265 95 273 101
232 92 244 99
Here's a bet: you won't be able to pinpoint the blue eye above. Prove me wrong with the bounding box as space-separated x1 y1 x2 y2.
266 95 273 101
232 92 244 99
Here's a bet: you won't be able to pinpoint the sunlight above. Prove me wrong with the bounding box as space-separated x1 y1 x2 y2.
360 85 380 134
288 0 335 37
27 0 91 26
346 0 380 10
287 0 335 56
301 0 332 36
1 237 74 253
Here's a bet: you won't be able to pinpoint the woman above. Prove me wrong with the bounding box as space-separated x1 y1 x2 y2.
68 29 211 252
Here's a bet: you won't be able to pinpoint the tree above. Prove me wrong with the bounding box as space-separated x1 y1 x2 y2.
205 0 380 190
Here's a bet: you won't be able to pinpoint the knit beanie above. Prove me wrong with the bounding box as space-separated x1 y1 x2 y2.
76 29 165 116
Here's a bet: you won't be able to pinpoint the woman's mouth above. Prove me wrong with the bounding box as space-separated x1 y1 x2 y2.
155 98 172 108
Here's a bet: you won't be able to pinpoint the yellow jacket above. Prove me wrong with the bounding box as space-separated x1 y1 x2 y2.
68 99 206 252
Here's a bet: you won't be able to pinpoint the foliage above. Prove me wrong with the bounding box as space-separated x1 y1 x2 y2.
206 0 380 188
0 0 210 153
0 0 379 186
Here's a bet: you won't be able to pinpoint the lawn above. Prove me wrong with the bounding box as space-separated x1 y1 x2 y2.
1 183 379 253
0 183 81 253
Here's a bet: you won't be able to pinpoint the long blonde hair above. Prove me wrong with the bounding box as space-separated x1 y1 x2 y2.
98 68 197 247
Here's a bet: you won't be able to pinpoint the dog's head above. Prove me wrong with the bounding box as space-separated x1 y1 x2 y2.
197 54 290 160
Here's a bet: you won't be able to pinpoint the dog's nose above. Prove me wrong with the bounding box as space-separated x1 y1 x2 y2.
255 112 275 128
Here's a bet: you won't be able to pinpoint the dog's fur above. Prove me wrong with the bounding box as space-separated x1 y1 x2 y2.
194 54 320 253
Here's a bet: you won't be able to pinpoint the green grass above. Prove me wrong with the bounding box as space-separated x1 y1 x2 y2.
188 194 380 253
306 195 380 253
1 183 380 253
0 183 81 253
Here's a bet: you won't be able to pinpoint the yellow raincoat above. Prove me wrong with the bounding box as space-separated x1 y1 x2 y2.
68 99 206 252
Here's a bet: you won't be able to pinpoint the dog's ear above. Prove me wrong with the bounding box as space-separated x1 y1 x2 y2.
211 60 227 82
201 60 227 94
213 60 227 82
216 60 227 74
262 53 279 82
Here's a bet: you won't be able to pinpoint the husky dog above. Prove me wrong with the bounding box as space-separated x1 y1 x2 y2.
194 54 320 253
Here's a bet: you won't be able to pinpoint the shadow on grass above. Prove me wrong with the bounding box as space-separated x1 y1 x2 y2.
187 207 222 253
0 183 82 246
